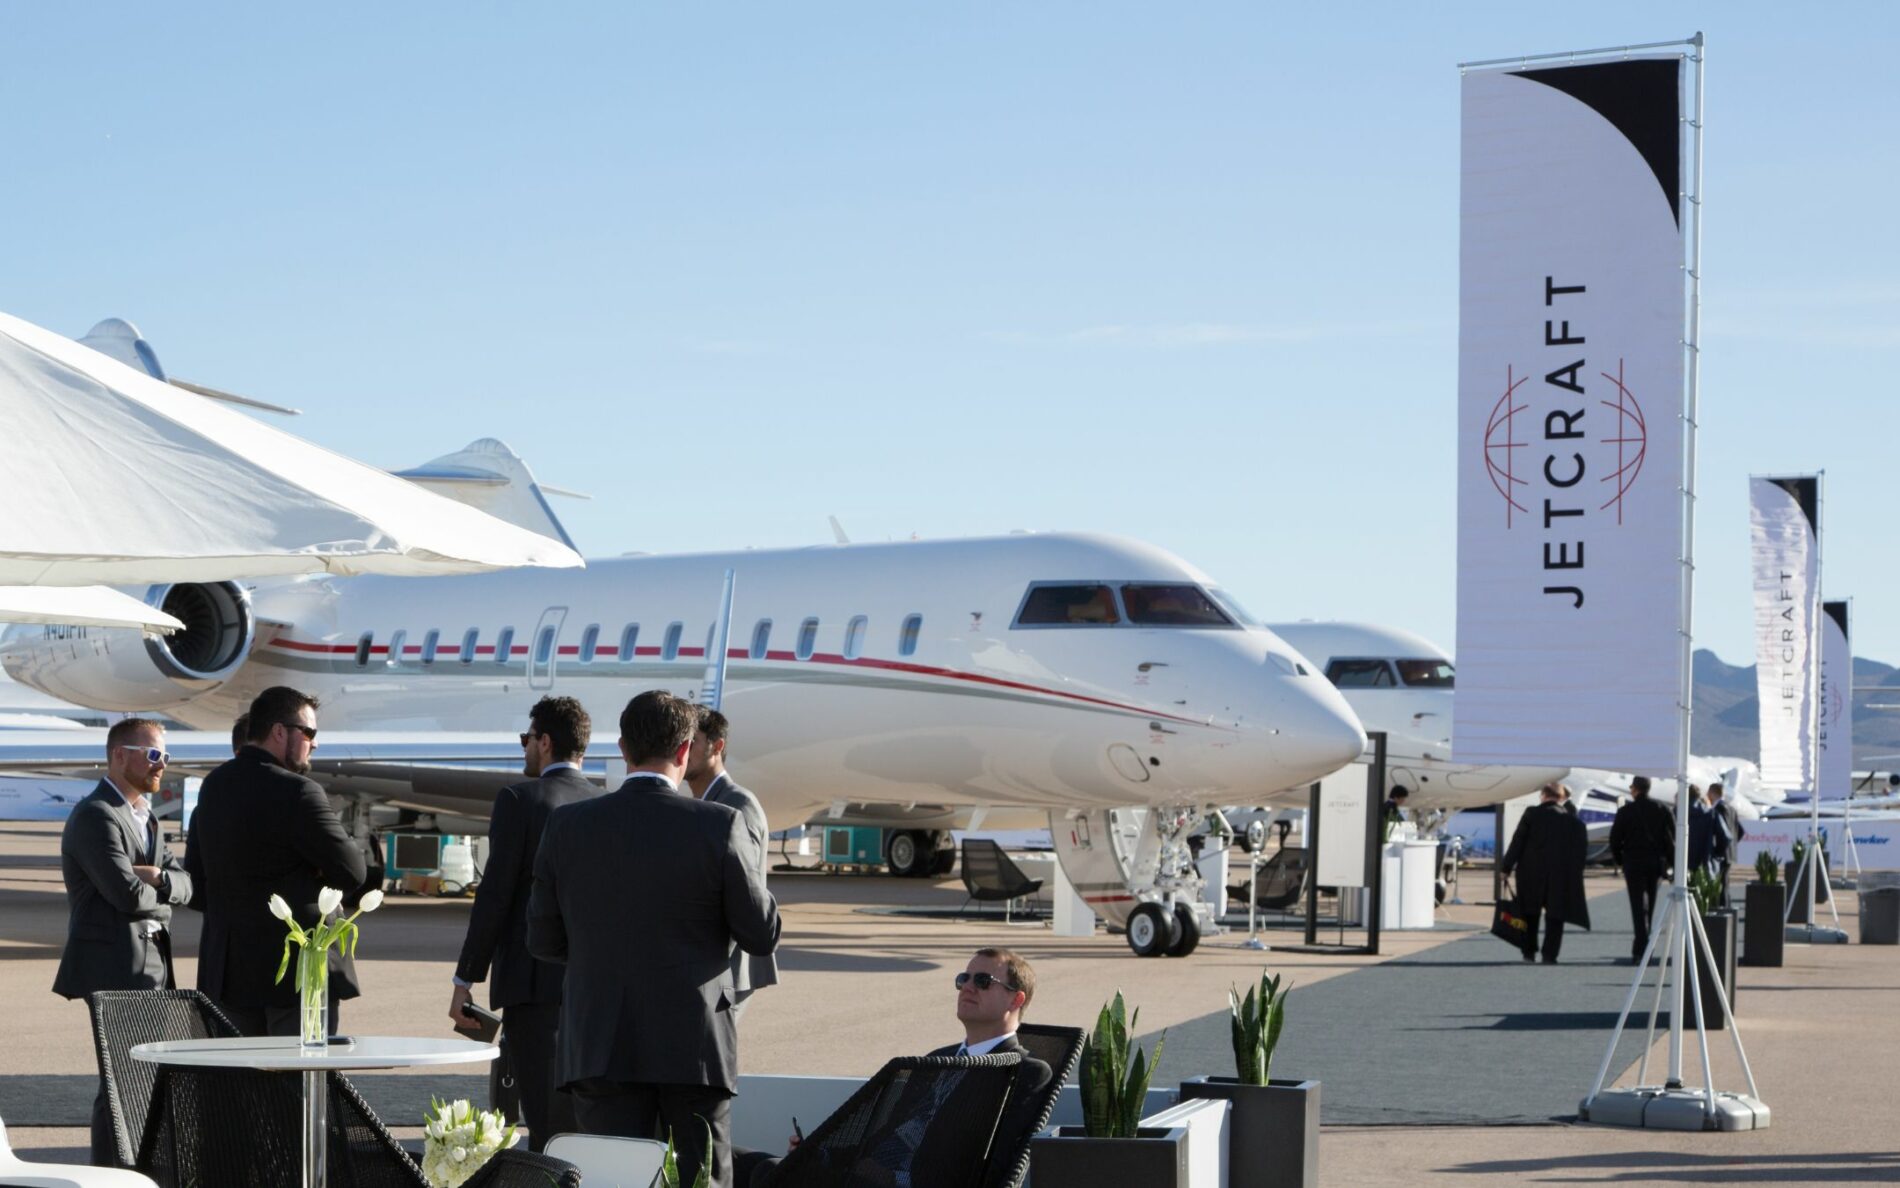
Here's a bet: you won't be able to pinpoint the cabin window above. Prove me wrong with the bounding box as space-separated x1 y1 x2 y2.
662 622 684 662
494 627 515 667
898 614 922 657
796 618 819 660
578 624 600 665
843 616 868 660
420 629 441 666
387 630 407 667
459 628 478 664
355 632 373 668
619 624 639 662
1397 659 1455 688
1014 583 1121 627
750 619 772 660
1325 658 1396 688
534 626 556 666
1120 584 1235 627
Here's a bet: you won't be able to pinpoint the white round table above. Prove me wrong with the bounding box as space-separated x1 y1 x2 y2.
131 1035 498 1188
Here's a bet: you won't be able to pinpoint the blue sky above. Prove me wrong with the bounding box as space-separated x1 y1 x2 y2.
5 4 1896 666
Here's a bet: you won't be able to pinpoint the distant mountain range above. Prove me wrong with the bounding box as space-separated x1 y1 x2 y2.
1691 649 1900 772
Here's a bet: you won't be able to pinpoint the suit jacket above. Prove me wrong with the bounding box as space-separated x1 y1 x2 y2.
53 781 194 999
1502 803 1591 929
184 747 368 1010
702 772 780 998
1610 797 1676 871
455 766 601 1008
527 774 780 1093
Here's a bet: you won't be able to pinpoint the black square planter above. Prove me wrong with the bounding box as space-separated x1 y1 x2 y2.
1684 910 1737 1030
1785 860 1832 923
1029 1126 1188 1188
1178 1076 1319 1188
1741 882 1785 967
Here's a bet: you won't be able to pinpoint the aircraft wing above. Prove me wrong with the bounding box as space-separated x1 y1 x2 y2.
0 728 593 824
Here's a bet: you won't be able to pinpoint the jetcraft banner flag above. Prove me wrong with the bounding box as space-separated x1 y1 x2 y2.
1455 56 1687 772
1749 476 1821 795
1820 600 1852 800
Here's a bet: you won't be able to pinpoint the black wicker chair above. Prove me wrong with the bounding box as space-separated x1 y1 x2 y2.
956 841 1043 922
85 988 244 1169
978 1023 1083 1188
769 1053 1023 1188
140 1065 429 1188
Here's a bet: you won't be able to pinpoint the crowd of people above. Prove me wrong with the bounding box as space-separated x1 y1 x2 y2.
53 684 1043 1187
1500 776 1746 966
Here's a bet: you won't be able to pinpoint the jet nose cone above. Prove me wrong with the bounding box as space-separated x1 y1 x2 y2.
1277 686 1369 786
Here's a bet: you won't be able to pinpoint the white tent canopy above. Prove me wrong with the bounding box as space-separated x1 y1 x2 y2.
0 585 184 633
0 311 584 585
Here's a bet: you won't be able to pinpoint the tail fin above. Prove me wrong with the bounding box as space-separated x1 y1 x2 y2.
395 439 579 552
76 318 301 415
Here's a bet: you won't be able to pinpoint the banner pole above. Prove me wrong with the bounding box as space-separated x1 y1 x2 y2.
1807 474 1826 938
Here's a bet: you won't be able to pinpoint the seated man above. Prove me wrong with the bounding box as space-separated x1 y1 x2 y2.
741 947 1052 1188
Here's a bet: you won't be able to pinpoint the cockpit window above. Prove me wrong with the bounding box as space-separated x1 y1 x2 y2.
1397 659 1455 688
1014 583 1122 627
1205 587 1260 628
1120 584 1235 627
1325 658 1396 688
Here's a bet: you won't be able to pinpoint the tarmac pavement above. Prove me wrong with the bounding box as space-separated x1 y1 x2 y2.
4 821 1898 1184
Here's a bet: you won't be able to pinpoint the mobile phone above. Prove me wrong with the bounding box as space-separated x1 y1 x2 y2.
327 1035 355 1046
792 1116 804 1142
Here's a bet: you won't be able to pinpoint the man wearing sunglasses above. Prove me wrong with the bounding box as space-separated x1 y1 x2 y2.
450 696 600 1151
55 717 195 1164
185 685 367 1038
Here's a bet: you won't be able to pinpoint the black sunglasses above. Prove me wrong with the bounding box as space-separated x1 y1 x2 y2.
282 722 318 742
954 971 1019 993
519 731 541 747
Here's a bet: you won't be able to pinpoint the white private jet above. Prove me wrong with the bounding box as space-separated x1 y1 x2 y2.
2 421 1366 958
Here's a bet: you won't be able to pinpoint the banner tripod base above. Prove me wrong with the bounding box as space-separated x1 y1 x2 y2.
1786 924 1849 945
1580 1088 1769 1131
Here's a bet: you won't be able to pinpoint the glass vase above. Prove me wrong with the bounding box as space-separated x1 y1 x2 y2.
298 943 329 1053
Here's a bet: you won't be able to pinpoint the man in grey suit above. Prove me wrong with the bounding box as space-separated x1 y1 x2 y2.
686 707 779 1015
451 696 601 1151
54 717 194 1164
529 691 780 1188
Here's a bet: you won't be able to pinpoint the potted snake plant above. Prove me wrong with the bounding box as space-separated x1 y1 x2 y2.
1683 869 1738 1029
1030 991 1187 1188
1178 970 1319 1188
1742 849 1785 968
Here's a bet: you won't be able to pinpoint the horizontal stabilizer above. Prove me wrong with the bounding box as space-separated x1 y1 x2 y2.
394 439 578 552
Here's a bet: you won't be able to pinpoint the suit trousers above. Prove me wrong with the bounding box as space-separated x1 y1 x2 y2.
1625 862 1666 960
572 1079 733 1188
1525 909 1566 961
502 1001 574 1152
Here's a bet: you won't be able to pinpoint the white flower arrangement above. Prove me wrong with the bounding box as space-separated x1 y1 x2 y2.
422 1097 518 1188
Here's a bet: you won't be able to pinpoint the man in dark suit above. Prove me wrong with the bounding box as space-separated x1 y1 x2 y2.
529 691 780 1188
740 947 1053 1188
450 696 601 1152
1710 782 1742 905
1501 783 1590 964
55 717 195 1164
1610 775 1676 964
686 707 779 1016
184 686 366 1037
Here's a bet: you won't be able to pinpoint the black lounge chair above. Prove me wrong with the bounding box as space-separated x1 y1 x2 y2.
1228 845 1309 913
767 1053 1024 1188
85 989 243 1170
957 840 1044 923
981 1023 1084 1188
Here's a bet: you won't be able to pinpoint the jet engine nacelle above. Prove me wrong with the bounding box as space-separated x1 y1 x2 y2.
0 582 255 711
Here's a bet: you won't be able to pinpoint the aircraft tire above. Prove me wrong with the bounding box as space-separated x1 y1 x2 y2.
1166 904 1201 957
1126 902 1178 957
885 831 926 878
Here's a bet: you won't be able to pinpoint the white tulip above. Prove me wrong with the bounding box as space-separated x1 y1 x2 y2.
268 894 293 922
358 888 385 913
317 887 344 916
